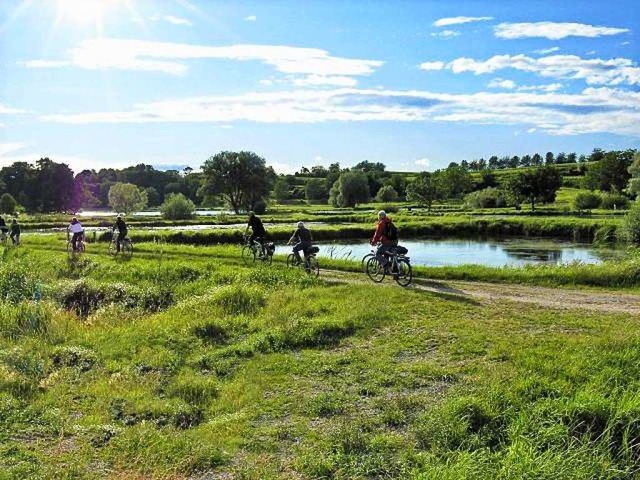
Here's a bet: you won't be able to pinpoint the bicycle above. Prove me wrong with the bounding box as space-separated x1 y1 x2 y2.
365 245 412 287
0 230 8 247
241 233 273 266
361 249 376 272
108 234 133 258
286 245 320 277
67 233 86 257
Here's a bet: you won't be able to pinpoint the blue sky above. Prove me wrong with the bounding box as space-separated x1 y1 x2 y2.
0 0 638 173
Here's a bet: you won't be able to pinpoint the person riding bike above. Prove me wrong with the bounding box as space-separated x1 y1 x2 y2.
246 211 267 257
9 218 20 246
0 216 8 239
288 221 313 269
67 217 85 252
371 210 398 271
113 214 128 252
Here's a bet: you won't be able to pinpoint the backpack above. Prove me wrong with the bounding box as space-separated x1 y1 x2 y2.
384 220 398 241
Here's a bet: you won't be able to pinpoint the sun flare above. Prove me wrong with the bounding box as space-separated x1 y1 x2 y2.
55 0 115 24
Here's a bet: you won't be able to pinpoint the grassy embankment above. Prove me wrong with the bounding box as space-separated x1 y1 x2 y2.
2 239 640 478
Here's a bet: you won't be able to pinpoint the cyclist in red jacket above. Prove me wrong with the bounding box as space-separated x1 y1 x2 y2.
371 210 397 269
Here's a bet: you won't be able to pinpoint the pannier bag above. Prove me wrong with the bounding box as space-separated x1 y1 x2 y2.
393 245 408 255
266 242 276 254
306 245 320 255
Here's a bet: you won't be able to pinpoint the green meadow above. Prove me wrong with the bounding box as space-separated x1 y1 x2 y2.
1 235 640 479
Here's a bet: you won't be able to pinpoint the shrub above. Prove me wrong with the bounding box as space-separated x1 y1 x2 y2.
464 187 507 209
574 191 602 211
160 193 195 220
621 201 640 245
600 193 630 210
252 199 267 215
0 193 17 215
375 185 398 203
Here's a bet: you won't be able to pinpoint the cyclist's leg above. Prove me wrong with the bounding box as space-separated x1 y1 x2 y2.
292 242 304 263
117 232 126 252
72 232 79 251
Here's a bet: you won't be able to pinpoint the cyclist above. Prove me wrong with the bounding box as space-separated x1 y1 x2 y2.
67 217 85 252
246 211 267 257
0 216 8 239
113 214 128 252
288 221 313 269
9 218 20 246
371 210 398 271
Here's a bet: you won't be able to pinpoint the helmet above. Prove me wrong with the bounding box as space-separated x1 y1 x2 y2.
297 221 304 228
71 217 78 224
378 210 386 218
248 211 255 217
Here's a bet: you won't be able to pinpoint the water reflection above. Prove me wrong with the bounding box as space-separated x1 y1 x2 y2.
275 237 622 268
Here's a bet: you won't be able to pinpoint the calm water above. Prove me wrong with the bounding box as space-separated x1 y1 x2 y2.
276 238 622 267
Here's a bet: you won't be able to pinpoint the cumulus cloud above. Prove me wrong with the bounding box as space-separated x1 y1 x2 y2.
20 38 383 82
487 78 516 89
418 61 445 71
292 75 358 87
0 104 25 114
495 22 629 40
39 86 640 137
433 16 493 27
244 15 257 21
414 158 431 166
431 30 460 38
424 54 640 86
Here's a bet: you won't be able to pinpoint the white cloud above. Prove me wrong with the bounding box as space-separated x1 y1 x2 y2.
292 75 358 87
39 86 640 137
495 22 629 40
21 38 383 83
433 16 493 27
534 46 560 55
419 61 445 71
518 83 563 92
270 161 297 174
244 15 257 21
0 143 25 156
487 78 516 89
162 15 192 26
620 41 631 46
0 104 25 114
435 54 640 86
414 158 431 166
431 30 460 38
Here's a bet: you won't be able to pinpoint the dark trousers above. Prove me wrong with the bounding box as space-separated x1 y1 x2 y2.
71 232 83 250
116 231 127 252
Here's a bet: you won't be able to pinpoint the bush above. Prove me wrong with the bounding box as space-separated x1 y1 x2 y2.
464 187 506 209
622 201 640 245
375 186 398 203
574 192 602 211
0 193 17 215
600 193 630 210
252 199 267 215
160 193 195 220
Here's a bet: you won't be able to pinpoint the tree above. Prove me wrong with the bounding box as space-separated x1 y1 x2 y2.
329 171 370 207
108 183 148 214
0 193 17 214
406 172 441 211
589 148 605 162
555 152 567 164
160 193 195 220
574 192 601 211
531 153 543 166
145 187 161 207
273 177 292 203
353 160 386 173
567 152 577 163
439 164 473 199
508 166 562 211
200 151 276 214
72 170 101 212
627 152 640 197
305 178 329 204
584 151 632 192
545 152 555 165
375 185 398 203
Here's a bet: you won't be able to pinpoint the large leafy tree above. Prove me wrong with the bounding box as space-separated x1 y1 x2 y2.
329 171 370 207
626 152 640 197
36 158 75 211
305 178 329 204
439 164 473 199
108 182 148 214
584 150 634 192
200 151 276 214
406 172 441 211
508 166 562 211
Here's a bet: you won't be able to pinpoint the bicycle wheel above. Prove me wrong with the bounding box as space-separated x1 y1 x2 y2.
122 240 133 258
262 250 273 266
77 242 86 254
361 253 374 272
108 241 117 256
241 244 256 265
286 253 297 268
366 257 386 283
67 241 75 257
395 258 413 287
306 256 320 277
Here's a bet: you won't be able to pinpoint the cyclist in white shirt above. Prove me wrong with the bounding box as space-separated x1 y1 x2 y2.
67 217 84 252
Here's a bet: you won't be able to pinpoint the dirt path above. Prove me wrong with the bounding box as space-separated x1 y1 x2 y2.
322 269 640 315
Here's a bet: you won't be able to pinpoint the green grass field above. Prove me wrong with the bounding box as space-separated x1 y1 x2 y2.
1 236 640 478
